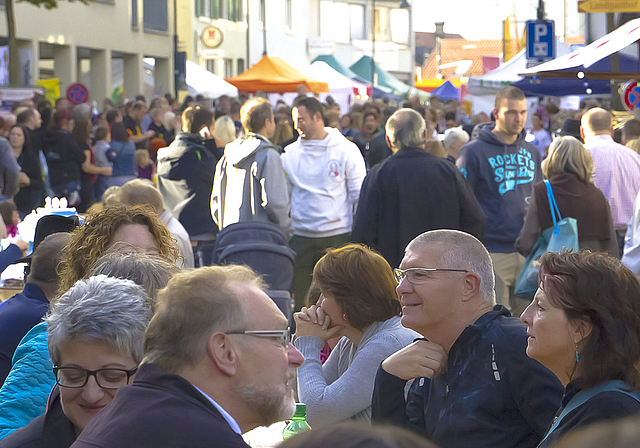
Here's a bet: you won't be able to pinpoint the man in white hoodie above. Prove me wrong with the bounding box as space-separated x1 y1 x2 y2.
282 97 366 310
211 98 291 237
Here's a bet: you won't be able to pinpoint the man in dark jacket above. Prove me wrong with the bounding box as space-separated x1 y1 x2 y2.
157 106 220 239
15 108 45 212
71 266 304 448
352 108 486 270
372 230 563 448
0 231 70 385
457 87 542 314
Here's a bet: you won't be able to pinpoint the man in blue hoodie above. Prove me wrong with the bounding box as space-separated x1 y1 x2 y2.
457 87 542 313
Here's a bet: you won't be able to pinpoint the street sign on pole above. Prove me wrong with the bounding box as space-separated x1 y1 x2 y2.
578 0 640 13
526 20 555 62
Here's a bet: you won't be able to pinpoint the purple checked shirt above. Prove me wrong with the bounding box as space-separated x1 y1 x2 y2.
584 135 640 229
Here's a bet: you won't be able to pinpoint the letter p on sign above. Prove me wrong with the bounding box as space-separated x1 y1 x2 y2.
534 24 547 40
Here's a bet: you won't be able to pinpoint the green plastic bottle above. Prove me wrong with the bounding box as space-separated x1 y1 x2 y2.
282 403 312 440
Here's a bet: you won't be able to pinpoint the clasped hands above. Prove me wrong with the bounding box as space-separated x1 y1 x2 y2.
381 340 448 381
294 304 344 341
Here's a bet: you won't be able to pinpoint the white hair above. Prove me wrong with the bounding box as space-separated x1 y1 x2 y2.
213 115 237 147
443 127 469 150
408 230 496 304
385 108 426 150
46 275 153 365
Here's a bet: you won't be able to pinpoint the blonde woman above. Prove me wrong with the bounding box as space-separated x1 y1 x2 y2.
516 136 618 257
212 115 237 148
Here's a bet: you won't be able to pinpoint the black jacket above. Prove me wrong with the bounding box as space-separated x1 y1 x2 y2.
43 130 85 186
157 132 219 237
352 147 486 269
0 386 76 448
538 381 640 448
14 129 45 213
71 363 249 448
367 131 393 169
372 306 564 448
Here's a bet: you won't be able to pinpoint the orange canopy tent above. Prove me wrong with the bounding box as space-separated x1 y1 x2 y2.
225 55 329 93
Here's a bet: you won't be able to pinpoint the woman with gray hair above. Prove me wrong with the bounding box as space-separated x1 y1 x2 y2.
0 275 152 448
443 127 470 162
0 249 177 443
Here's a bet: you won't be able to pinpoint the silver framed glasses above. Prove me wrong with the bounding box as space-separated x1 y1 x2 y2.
225 328 291 348
53 366 138 389
394 267 468 284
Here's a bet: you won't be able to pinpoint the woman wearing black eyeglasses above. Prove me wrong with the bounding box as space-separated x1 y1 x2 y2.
0 275 152 448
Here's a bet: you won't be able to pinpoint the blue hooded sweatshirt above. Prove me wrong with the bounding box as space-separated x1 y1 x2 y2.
457 123 542 253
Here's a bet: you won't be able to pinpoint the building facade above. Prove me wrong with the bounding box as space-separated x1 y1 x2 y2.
309 0 414 84
0 0 174 104
177 0 311 80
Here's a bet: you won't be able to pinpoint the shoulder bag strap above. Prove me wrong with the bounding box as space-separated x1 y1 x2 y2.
544 180 562 230
539 381 640 446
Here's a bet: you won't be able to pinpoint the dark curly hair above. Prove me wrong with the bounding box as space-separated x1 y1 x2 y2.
539 250 640 391
57 205 179 296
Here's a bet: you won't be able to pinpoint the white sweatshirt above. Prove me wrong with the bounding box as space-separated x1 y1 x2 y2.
281 128 366 238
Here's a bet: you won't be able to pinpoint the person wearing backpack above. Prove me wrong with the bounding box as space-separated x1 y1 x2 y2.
211 98 291 237
520 251 640 448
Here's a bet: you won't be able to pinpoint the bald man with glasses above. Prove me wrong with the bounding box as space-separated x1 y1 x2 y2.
372 230 563 448
72 266 303 448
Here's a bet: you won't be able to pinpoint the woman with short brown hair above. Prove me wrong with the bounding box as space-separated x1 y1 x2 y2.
293 244 417 427
520 250 640 447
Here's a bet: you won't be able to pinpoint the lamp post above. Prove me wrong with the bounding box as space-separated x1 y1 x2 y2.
371 0 376 92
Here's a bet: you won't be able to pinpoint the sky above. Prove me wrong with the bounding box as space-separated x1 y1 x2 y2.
412 0 583 41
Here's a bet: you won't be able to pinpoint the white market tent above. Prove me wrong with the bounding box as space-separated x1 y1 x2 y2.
468 40 573 96
268 61 370 111
186 61 238 99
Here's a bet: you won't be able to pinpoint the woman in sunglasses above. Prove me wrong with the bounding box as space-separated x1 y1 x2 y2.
0 275 152 448
520 251 640 448
293 244 418 427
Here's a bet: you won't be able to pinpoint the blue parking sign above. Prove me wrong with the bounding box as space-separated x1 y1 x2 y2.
526 20 555 61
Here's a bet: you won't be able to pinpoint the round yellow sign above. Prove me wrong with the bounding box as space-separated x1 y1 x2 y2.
202 26 224 48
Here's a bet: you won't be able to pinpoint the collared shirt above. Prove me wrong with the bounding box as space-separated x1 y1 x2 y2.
193 385 242 435
623 189 640 276
584 134 640 228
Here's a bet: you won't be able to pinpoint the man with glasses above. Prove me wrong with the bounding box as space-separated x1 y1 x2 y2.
72 265 303 448
372 229 563 448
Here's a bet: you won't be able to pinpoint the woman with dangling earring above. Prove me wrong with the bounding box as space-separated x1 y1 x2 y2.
520 250 640 448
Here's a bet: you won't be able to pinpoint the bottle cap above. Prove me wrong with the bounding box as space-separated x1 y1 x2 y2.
293 403 306 418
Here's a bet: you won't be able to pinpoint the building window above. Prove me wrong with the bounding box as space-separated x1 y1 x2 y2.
350 4 365 41
320 1 349 44
237 58 245 74
224 58 233 78
390 9 409 45
374 6 390 41
206 59 217 75
285 0 292 29
143 0 168 32
226 0 243 22
132 0 138 30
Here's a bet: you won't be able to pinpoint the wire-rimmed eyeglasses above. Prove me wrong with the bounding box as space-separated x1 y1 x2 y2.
225 328 291 348
394 267 468 284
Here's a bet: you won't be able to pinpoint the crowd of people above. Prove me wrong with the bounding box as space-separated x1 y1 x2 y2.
0 83 638 448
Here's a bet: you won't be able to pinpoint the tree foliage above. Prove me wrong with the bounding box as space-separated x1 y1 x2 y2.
17 0 90 10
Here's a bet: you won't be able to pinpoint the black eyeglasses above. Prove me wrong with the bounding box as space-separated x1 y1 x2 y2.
53 366 138 389
394 267 468 284
225 328 291 348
